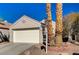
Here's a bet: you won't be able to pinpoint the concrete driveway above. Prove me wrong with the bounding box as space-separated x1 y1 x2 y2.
0 43 34 55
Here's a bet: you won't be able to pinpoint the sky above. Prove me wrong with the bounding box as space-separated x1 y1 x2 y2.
0 3 79 23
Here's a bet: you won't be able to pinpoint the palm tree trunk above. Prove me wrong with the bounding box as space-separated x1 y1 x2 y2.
56 3 63 47
46 3 54 46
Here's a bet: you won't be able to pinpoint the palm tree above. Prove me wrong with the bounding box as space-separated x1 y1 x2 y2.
55 3 63 47
46 3 54 46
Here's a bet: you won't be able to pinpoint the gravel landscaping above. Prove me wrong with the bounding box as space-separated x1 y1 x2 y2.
20 42 79 55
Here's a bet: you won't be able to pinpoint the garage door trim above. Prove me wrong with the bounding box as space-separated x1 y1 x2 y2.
12 27 40 31
13 29 40 43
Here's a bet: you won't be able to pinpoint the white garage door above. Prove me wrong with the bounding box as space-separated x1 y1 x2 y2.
13 30 40 43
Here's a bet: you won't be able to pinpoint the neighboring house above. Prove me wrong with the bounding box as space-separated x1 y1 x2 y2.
0 21 11 42
10 15 43 43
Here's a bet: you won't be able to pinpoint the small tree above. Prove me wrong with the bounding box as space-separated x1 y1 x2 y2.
71 16 79 41
63 13 79 39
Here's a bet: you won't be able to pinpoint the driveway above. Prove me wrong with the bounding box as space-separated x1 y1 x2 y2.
0 43 34 55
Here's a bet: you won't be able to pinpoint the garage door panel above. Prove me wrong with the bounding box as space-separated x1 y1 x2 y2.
13 30 39 43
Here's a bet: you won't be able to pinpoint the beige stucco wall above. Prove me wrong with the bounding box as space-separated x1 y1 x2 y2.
39 28 43 44
12 15 41 29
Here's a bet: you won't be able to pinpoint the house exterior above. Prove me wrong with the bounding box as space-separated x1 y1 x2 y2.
10 15 43 43
41 19 56 35
41 19 56 43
